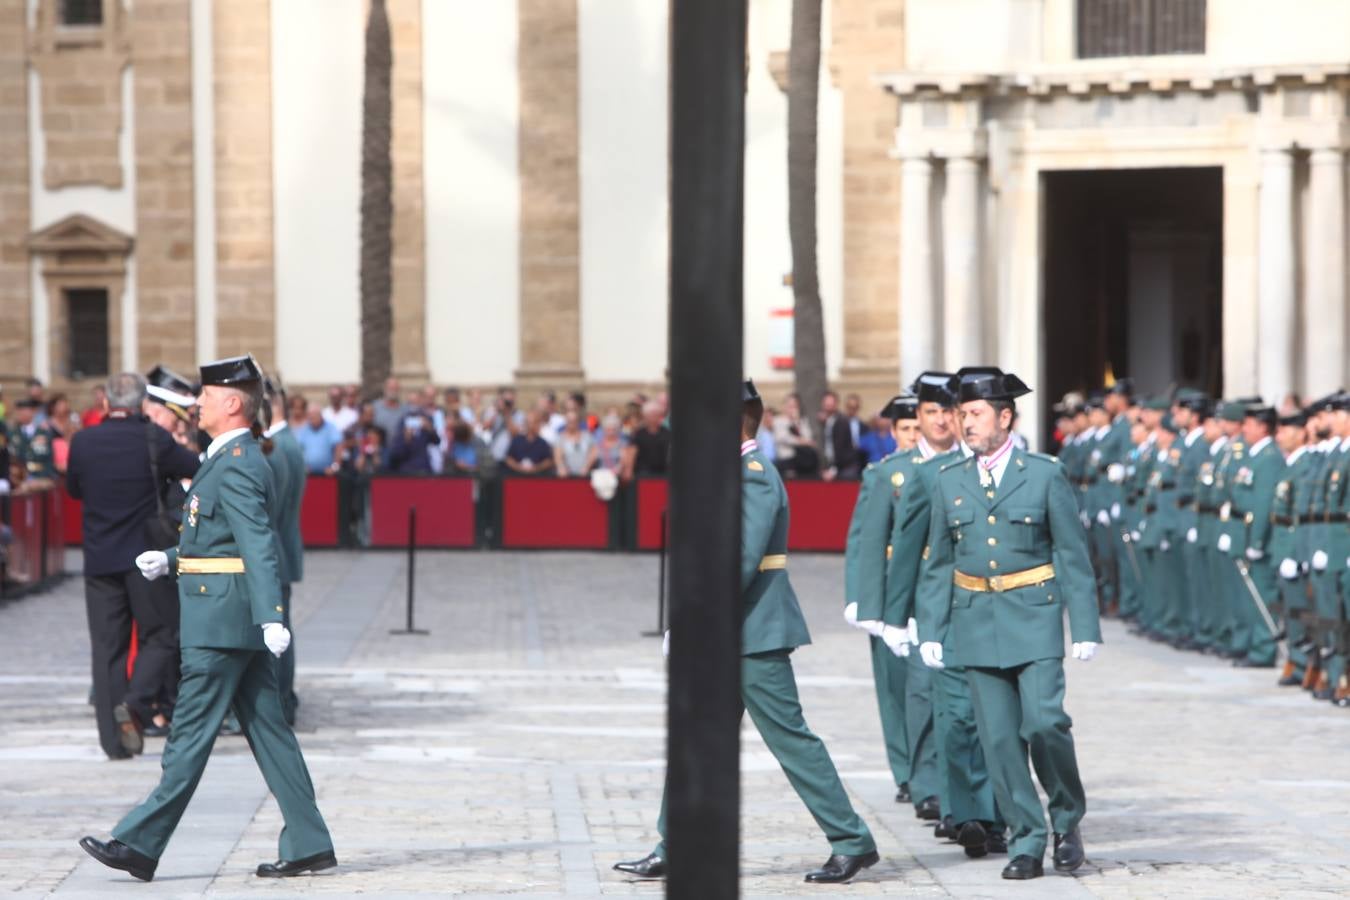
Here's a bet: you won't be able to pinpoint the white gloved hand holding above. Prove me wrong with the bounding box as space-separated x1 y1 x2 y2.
1245 546 1264 561
1312 550 1329 571
1186 527 1198 544
919 642 945 669
1279 558 1299 580
843 602 858 626
881 625 909 657
907 617 920 646
1071 641 1099 662
1159 539 1170 552
1110 502 1121 520
662 630 670 659
135 550 170 581
1096 510 1111 527
858 619 886 638
1217 533 1232 553
1107 463 1125 483
261 622 291 658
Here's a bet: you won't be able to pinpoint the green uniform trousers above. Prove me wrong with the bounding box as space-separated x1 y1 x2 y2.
1220 553 1251 656
654 650 874 860
1114 525 1142 617
1185 541 1214 647
965 659 1086 860
279 584 298 722
869 635 910 790
902 651 940 809
1311 568 1345 686
1239 560 1278 666
1280 573 1310 679
931 664 1000 827
113 647 332 861
1154 548 1187 640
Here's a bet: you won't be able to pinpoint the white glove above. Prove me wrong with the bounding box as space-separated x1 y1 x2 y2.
1186 527 1198 544
1110 502 1121 520
1131 530 1141 543
662 630 670 658
843 602 858 625
1217 533 1231 553
135 550 170 581
261 622 291 658
1159 539 1170 552
1245 546 1264 561
858 619 885 638
1313 550 1329 571
907 617 920 645
881 625 908 657
919 642 945 669
1071 641 1098 661
0 478 10 494
1096 510 1111 527
1279 558 1299 580
1107 463 1125 483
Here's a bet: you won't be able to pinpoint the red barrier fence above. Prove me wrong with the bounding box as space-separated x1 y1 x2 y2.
370 477 476 548
1 486 66 595
501 478 610 549
785 480 859 552
635 478 669 551
300 475 340 548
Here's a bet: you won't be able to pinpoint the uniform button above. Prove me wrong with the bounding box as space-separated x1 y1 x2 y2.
955 498 963 506
987 515 996 524
989 560 998 570
199 585 206 593
987 537 997 546
1024 516 1032 523
275 605 284 612
177 525 183 533
986 491 995 500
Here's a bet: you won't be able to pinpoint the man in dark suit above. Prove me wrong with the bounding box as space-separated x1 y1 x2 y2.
820 391 861 481
67 372 200 760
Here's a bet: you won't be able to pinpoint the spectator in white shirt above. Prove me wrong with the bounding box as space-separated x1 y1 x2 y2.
321 385 358 433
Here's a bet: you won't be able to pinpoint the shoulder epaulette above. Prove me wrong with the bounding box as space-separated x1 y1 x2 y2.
938 457 968 473
1026 451 1061 465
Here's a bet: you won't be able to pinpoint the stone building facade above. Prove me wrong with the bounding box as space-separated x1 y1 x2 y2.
0 0 1346 447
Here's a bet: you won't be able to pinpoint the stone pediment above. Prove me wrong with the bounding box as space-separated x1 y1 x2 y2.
28 213 133 255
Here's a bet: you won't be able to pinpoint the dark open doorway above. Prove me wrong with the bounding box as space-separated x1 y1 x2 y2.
1042 167 1223 431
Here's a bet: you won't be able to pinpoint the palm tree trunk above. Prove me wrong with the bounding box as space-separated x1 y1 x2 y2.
787 0 827 422
360 0 393 398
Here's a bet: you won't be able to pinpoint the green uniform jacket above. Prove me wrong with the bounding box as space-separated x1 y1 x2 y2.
843 466 879 608
1213 439 1247 554
168 431 285 651
855 450 924 624
1231 439 1283 555
1176 429 1211 536
741 447 811 656
917 448 1101 669
270 425 307 584
1137 445 1181 549
1319 444 1350 567
885 447 963 625
1269 448 1315 566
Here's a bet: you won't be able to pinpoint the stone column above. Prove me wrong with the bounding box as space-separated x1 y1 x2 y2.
389 0 428 383
898 155 936 379
515 0 583 392
942 155 982 369
1304 147 1346 395
0 0 30 384
1256 147 1295 404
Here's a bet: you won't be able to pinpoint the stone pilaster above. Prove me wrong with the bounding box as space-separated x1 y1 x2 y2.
1304 147 1346 395
515 0 583 391
829 0 903 392
131 0 196 373
388 0 428 382
942 154 982 369
898 154 936 381
0 0 29 383
1256 146 1295 404
212 0 275 368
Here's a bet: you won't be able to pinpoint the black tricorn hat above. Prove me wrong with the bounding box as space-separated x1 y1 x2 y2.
1176 392 1212 416
146 364 195 397
1305 390 1344 415
200 354 263 387
742 379 760 403
1332 392 1350 412
880 394 918 421
952 367 1032 404
908 371 957 407
1244 404 1277 429
1107 378 1135 398
1278 411 1308 428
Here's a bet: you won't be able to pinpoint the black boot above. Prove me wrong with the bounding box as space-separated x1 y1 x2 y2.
957 820 989 858
79 837 157 882
612 853 666 879
804 850 879 884
1001 855 1044 880
914 795 940 820
1052 827 1085 873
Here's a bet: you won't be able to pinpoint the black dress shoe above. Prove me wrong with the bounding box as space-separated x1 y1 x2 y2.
1001 854 1044 880
79 836 156 882
1053 827 1085 872
957 820 988 858
143 722 170 738
934 814 957 840
612 853 666 879
1234 658 1275 669
1314 687 1334 701
895 782 911 804
985 829 1008 855
915 795 940 820
256 850 337 877
113 704 144 756
804 850 879 883
1277 674 1303 687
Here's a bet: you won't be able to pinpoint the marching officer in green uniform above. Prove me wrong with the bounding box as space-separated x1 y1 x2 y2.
917 367 1099 881
615 380 878 884
890 372 1006 858
1270 411 1315 686
79 355 335 883
263 378 307 724
844 392 937 812
1228 404 1283 669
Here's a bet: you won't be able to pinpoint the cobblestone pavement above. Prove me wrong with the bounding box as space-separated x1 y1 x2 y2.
2 550 1350 898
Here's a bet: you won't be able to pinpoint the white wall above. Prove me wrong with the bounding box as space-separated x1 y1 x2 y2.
578 0 668 384
27 63 138 380
744 0 844 388
271 0 364 384
424 0 521 386
190 0 216 365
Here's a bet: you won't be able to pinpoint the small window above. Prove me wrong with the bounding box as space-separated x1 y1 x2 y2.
67 288 109 378
1077 0 1206 59
60 0 103 27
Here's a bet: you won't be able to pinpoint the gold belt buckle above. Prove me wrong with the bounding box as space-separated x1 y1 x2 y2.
987 574 1006 592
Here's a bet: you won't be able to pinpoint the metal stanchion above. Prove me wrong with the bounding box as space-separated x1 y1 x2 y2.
390 505 428 636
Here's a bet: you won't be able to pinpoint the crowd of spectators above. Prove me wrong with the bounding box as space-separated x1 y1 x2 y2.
0 377 122 496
